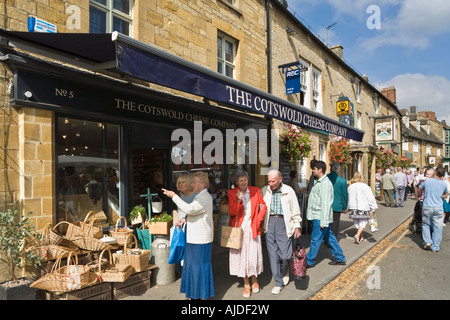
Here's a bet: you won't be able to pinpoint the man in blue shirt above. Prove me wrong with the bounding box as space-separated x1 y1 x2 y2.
419 166 448 252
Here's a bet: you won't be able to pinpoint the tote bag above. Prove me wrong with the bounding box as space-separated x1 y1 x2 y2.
291 237 307 280
220 215 243 250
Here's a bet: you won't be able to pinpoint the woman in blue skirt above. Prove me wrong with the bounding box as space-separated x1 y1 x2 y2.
162 171 214 299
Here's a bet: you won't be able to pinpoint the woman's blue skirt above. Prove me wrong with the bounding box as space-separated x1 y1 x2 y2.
180 238 215 299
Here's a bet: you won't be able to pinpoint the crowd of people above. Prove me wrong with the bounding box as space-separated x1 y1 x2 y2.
161 163 449 300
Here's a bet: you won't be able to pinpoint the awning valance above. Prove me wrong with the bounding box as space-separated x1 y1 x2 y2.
0 29 364 141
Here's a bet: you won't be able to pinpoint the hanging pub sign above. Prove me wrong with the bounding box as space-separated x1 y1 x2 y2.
285 67 300 95
336 95 351 116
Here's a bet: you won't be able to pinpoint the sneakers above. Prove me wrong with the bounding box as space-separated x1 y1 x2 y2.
283 275 289 286
424 243 431 250
271 286 283 295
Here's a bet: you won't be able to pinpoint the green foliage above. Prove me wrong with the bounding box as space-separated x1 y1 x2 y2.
129 205 147 220
0 208 42 282
149 213 173 223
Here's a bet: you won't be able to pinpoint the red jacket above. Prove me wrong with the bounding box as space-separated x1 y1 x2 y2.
227 186 267 239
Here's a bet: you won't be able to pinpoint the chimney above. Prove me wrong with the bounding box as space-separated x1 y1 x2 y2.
410 106 416 114
381 86 396 104
418 111 436 121
330 45 343 59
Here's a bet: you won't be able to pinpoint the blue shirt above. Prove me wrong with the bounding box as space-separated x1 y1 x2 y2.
420 178 448 208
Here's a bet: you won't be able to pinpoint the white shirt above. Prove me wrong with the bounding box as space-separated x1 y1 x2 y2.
347 182 378 212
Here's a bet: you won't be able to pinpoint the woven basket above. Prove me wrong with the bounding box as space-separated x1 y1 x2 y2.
63 211 104 240
96 248 134 283
71 236 110 252
113 234 150 272
30 251 97 293
26 244 77 261
109 216 134 246
42 223 79 251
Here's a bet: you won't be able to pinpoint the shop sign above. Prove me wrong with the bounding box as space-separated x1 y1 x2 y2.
27 17 57 33
336 96 350 116
285 68 300 95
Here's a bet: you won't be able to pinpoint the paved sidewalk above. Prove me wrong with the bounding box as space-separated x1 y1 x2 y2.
124 196 416 300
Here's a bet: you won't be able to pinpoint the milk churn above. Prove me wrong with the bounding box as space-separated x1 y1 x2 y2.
151 235 175 285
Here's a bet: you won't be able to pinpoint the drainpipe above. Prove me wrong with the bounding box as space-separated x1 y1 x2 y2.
265 0 272 94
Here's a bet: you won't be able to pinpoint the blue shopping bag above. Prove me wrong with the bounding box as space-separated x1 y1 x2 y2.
168 226 185 264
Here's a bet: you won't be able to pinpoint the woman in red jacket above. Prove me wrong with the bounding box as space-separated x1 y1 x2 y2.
227 169 267 298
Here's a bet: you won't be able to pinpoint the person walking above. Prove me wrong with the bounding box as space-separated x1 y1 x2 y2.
413 171 421 200
327 162 348 239
347 172 378 244
444 175 450 225
381 168 396 207
227 169 267 298
261 170 301 295
419 166 448 253
406 169 414 199
306 161 346 268
394 167 407 207
162 171 215 300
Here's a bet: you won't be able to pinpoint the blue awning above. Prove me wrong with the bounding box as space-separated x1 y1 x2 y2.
0 29 364 141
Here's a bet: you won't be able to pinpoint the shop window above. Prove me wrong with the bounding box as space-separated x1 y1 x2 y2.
90 0 133 35
57 118 120 226
217 33 237 78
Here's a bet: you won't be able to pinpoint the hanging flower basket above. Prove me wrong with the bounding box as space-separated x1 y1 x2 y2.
328 136 353 166
279 124 314 166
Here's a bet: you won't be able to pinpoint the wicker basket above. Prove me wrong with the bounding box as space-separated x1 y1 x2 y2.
42 223 79 251
96 248 134 282
109 216 134 245
113 234 150 272
30 251 97 293
26 244 77 261
71 236 110 252
62 211 104 240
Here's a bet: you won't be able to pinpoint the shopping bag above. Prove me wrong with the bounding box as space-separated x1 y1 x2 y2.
291 237 307 280
220 215 243 250
369 211 378 232
168 226 185 264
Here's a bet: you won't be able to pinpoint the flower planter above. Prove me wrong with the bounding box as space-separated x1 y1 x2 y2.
0 278 36 300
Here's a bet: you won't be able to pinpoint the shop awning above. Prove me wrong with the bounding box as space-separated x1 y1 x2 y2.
0 29 364 142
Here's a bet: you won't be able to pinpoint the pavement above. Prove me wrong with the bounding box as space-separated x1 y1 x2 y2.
124 195 416 300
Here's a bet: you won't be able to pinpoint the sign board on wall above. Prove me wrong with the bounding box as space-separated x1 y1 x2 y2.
28 17 57 33
376 120 393 141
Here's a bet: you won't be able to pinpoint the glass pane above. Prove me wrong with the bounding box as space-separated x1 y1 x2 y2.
217 61 223 74
90 6 107 33
57 118 120 226
225 64 233 78
113 16 129 35
113 0 130 14
92 0 107 5
225 40 233 62
217 36 222 59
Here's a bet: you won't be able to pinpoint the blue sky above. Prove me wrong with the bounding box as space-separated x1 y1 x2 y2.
287 0 450 122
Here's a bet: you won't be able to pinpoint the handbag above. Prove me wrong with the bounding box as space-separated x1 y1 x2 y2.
168 226 186 264
220 215 243 250
291 237 307 280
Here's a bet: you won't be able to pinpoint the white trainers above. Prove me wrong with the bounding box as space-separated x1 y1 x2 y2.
283 275 289 286
271 286 283 295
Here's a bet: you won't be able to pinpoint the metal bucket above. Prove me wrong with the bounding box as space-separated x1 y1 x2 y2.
151 235 175 285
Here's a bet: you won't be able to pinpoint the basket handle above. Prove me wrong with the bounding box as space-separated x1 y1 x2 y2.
114 216 128 231
83 210 96 225
97 248 112 277
53 221 71 233
123 234 138 254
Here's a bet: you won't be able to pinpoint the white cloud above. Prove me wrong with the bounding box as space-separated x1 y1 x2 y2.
382 73 450 120
359 0 450 51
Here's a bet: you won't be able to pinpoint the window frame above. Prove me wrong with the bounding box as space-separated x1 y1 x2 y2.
89 0 133 35
217 32 237 79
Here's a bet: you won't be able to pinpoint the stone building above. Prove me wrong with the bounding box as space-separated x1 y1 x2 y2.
0 0 403 234
401 107 446 169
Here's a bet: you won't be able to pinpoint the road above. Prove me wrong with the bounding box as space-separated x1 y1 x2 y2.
312 216 450 300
